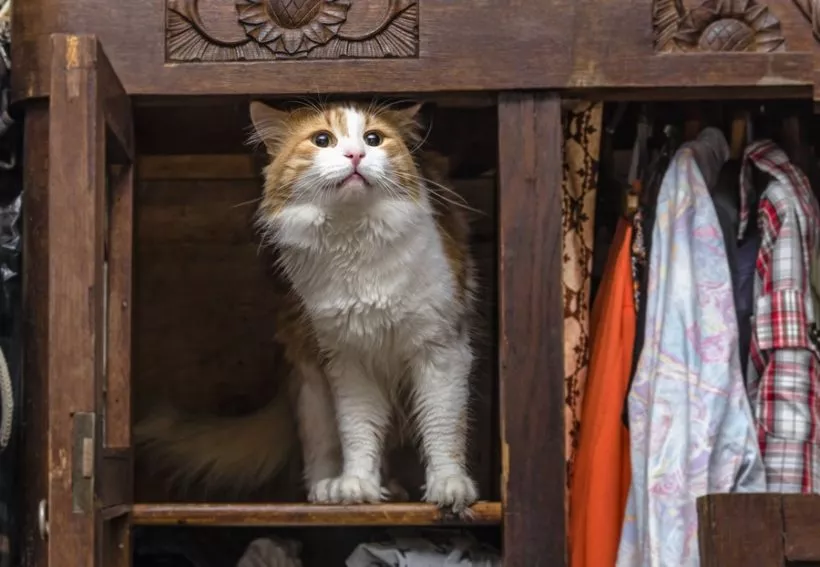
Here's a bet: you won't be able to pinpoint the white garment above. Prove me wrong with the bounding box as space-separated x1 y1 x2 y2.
236 538 302 567
346 532 500 567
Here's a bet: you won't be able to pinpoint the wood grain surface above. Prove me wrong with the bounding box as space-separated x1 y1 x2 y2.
498 92 565 566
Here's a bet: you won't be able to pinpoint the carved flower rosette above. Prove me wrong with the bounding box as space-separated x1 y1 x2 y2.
236 0 351 56
166 0 419 61
674 0 785 52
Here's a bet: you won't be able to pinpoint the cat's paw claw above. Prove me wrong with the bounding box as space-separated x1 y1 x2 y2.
309 474 383 504
384 478 410 502
423 472 478 514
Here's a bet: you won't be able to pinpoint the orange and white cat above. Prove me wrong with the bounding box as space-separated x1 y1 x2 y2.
136 101 478 512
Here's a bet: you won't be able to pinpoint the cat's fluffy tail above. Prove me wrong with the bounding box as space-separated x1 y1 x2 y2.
134 393 295 493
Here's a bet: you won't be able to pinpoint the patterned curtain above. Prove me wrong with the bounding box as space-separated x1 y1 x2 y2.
562 102 603 500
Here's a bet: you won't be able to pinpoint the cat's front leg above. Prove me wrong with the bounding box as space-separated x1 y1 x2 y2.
292 363 343 502
410 341 478 514
312 354 389 504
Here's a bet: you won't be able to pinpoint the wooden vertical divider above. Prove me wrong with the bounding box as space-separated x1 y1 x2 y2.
498 92 566 566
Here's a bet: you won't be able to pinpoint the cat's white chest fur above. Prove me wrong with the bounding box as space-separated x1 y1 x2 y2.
276 200 454 358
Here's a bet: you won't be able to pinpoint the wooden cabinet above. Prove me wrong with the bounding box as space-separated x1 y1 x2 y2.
18 32 567 567
12 1 820 566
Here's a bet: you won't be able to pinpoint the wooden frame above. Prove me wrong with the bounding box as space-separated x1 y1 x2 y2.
498 93 566 566
22 34 134 567
20 30 572 566
698 494 820 566
10 0 820 100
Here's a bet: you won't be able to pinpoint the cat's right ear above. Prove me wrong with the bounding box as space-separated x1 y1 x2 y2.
249 101 288 153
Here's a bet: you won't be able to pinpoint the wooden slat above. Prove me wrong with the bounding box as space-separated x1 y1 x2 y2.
21 100 50 567
131 501 502 527
102 516 131 567
567 53 813 93
99 449 133 512
96 44 133 163
105 163 134 452
783 495 820 561
47 33 107 567
138 154 259 180
497 92 565 566
697 494 786 567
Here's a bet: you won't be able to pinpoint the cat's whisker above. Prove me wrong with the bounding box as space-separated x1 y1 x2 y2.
409 118 434 155
393 171 484 215
371 98 412 117
231 196 264 209
393 170 469 202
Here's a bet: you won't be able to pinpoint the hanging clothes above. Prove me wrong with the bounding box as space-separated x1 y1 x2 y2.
617 128 766 567
625 128 681 427
712 159 761 380
740 140 820 493
569 217 634 567
561 102 603 496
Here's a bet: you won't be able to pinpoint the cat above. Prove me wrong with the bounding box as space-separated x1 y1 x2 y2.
135 101 479 513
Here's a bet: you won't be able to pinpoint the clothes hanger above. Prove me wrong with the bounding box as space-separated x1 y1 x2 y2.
606 101 629 138
625 105 651 218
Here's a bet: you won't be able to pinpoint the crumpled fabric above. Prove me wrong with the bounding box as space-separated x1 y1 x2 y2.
236 538 303 567
346 531 500 567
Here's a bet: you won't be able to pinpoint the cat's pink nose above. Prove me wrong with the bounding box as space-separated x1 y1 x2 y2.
344 151 364 166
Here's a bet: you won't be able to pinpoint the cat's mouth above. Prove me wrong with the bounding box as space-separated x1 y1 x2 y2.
339 172 369 188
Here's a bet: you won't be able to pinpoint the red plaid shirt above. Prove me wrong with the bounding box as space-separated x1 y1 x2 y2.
741 140 820 493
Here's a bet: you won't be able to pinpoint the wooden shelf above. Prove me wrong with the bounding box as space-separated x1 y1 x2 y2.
131 501 502 527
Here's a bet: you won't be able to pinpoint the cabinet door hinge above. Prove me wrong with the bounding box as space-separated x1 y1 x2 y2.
72 412 95 513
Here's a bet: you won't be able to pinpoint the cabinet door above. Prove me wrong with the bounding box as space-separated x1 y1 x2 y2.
42 33 134 567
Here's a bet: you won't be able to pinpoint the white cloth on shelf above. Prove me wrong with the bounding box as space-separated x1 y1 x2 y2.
346 531 501 567
236 538 303 567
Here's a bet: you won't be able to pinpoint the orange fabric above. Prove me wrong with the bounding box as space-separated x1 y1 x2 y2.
569 218 634 567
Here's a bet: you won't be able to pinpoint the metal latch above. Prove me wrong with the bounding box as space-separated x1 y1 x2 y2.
37 499 48 540
72 412 95 513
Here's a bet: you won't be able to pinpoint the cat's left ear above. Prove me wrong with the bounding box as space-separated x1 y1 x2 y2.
391 102 424 143
249 101 289 153
398 102 423 120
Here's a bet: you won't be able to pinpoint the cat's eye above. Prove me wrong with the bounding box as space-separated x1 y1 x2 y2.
364 131 383 147
312 131 333 148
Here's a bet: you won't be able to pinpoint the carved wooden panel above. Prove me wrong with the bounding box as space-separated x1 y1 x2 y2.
792 0 820 42
653 0 785 52
167 0 419 62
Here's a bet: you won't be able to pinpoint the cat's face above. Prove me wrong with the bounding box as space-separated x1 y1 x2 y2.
250 102 423 211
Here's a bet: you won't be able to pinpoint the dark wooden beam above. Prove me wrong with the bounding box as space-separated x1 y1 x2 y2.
498 92 565 566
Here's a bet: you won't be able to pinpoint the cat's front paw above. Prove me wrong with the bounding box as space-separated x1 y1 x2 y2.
309 474 384 504
423 472 478 514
